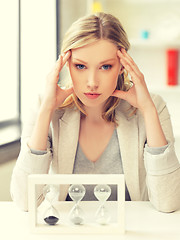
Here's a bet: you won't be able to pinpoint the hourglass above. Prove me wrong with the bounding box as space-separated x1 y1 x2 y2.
43 184 60 225
94 184 111 225
68 184 86 225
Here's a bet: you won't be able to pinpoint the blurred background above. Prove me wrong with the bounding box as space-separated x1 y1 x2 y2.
0 0 180 201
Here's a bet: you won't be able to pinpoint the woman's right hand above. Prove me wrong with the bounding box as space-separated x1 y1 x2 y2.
41 51 73 113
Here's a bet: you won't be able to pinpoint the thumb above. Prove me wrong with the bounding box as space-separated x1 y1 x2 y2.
65 86 74 95
111 89 127 100
57 86 74 101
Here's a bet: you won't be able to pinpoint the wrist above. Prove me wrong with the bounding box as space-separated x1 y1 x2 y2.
39 104 54 122
40 101 54 116
141 103 168 147
140 101 157 118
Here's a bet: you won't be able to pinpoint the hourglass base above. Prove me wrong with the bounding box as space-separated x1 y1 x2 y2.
70 216 84 225
96 216 111 225
95 205 111 225
69 204 85 225
44 216 59 225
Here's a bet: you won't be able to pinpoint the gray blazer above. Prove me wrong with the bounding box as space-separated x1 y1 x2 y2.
11 94 180 212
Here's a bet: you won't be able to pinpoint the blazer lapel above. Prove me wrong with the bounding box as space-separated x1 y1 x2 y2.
116 108 140 200
57 109 80 201
58 109 80 175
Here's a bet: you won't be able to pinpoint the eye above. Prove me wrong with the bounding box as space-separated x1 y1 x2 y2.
75 64 86 70
101 64 112 70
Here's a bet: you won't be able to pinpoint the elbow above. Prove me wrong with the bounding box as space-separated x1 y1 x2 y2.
10 180 29 212
12 198 29 212
11 191 29 212
146 168 180 213
16 203 29 212
150 198 180 213
11 189 44 212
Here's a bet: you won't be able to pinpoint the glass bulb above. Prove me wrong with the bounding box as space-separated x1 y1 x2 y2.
94 184 111 225
94 184 111 203
69 205 84 225
68 184 86 225
68 184 86 202
95 205 111 225
42 184 60 225
44 206 59 225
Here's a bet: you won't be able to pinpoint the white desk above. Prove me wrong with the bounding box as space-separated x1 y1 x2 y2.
0 201 180 240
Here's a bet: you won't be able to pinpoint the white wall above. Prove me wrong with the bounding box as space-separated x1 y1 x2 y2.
103 0 180 87
0 0 19 121
21 0 56 122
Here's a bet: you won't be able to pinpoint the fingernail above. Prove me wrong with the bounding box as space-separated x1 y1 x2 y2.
66 50 71 56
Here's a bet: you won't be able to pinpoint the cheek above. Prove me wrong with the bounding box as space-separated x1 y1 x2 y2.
107 71 119 91
68 69 82 96
71 75 80 91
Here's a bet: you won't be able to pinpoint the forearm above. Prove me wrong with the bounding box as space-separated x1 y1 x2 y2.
144 143 180 212
28 105 53 151
11 148 52 211
142 104 168 148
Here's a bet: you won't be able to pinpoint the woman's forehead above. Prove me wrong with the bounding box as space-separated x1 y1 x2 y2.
71 39 118 63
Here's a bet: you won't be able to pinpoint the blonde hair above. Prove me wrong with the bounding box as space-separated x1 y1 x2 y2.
60 12 132 124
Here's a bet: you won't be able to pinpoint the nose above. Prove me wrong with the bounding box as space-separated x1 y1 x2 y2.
87 70 98 91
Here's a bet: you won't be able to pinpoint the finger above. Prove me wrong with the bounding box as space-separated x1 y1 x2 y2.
62 50 71 67
120 49 142 77
121 48 134 62
54 55 63 76
117 50 142 82
57 86 74 102
64 86 74 96
118 49 140 73
55 50 71 69
120 57 140 82
53 51 71 77
57 85 74 94
111 89 127 100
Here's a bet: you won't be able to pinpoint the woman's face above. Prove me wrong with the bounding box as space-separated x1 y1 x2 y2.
68 39 122 109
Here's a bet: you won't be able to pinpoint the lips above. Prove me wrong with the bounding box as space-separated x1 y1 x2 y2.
84 92 101 99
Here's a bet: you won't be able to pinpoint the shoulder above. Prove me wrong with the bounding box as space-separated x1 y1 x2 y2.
115 99 135 120
52 106 80 123
150 93 167 113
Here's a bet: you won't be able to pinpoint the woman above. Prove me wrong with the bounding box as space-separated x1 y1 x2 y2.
11 12 180 212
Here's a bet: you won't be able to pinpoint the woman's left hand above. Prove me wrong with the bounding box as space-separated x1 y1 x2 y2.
112 49 154 114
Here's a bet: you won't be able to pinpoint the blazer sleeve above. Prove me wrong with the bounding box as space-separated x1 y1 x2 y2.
144 94 180 212
10 95 52 211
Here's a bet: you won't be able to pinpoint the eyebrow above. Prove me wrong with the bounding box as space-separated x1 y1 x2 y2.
72 58 117 64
